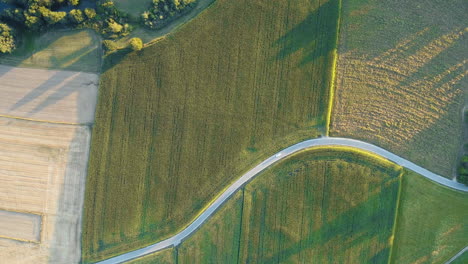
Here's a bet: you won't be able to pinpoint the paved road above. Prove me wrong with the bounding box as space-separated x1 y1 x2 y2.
445 246 468 264
96 137 468 264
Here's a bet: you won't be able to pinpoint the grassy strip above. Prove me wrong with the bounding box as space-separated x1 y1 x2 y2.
325 0 342 136
390 171 468 264
387 171 404 264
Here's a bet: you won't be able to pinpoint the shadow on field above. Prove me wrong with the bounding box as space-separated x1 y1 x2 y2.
101 48 133 73
273 0 339 66
257 185 398 263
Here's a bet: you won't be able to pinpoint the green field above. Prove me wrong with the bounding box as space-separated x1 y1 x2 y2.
178 191 244 263
390 171 468 264
330 0 467 177
128 248 175 264
0 29 101 72
82 0 340 261
451 250 468 264
114 0 150 18
133 147 402 263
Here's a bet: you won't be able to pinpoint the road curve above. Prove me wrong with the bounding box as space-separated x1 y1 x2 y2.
96 137 468 264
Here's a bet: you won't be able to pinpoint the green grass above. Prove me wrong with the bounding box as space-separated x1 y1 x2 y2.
138 148 401 263
82 0 340 262
127 248 175 264
177 191 244 263
390 171 468 264
330 0 467 177
0 29 101 72
451 250 468 264
114 0 150 18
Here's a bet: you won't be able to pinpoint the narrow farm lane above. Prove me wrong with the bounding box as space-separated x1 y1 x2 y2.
96 136 468 264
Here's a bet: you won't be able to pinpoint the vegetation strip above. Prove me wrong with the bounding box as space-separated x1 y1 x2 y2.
95 137 468 264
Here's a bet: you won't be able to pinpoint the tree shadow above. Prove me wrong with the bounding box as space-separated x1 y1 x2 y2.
273 0 339 67
256 183 399 263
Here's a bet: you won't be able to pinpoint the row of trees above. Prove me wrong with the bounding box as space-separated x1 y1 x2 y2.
141 0 197 29
0 0 132 53
0 0 200 54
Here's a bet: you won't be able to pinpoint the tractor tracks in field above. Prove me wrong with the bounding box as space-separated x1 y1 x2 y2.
95 136 468 264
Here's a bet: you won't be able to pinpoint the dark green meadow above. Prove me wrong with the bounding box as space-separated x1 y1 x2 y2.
83 0 340 261
133 148 402 264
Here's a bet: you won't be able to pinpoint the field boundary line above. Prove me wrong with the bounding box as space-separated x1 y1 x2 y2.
0 114 91 126
387 171 404 264
95 137 468 264
325 0 343 136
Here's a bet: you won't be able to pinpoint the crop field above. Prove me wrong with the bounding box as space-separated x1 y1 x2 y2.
0 30 101 73
128 248 175 264
82 0 340 261
330 0 467 177
0 65 99 124
0 117 91 264
390 171 468 264
178 191 244 263
134 147 401 263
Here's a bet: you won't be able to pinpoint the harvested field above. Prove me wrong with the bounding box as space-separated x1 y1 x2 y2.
0 117 91 263
0 210 41 243
141 148 401 263
83 0 340 261
390 171 468 264
0 65 98 124
330 0 468 177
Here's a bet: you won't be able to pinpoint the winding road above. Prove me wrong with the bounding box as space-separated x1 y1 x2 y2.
96 136 468 264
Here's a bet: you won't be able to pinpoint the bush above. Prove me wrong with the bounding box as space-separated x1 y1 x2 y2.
69 9 85 23
102 39 118 53
0 23 16 53
84 8 97 20
129 37 143 51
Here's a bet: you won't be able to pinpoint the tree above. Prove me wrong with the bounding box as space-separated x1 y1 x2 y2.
38 6 66 24
129 37 143 51
102 39 118 53
69 9 84 23
0 23 16 53
68 0 79 6
84 8 96 20
107 19 123 33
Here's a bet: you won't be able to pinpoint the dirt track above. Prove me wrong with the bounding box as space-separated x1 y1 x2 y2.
0 65 98 124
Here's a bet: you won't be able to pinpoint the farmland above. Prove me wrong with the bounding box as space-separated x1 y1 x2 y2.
0 65 98 124
330 0 467 177
128 248 175 264
390 171 468 264
0 117 91 264
0 30 101 73
82 0 340 261
131 147 402 263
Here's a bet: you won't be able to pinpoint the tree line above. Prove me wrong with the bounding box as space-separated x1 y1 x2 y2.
0 0 198 54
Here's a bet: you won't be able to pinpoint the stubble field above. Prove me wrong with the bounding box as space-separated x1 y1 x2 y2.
82 0 341 261
0 118 91 264
330 0 467 178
